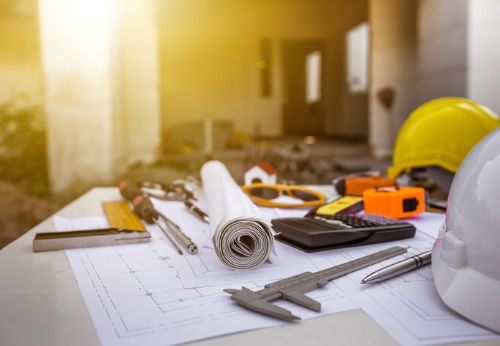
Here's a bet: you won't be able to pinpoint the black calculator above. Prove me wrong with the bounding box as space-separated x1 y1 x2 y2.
271 214 416 252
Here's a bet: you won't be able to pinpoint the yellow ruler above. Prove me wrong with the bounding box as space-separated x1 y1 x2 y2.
102 201 147 232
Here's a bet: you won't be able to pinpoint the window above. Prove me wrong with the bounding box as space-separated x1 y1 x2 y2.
346 22 370 94
306 50 321 103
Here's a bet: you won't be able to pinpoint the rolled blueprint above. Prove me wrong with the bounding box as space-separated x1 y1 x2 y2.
200 160 275 270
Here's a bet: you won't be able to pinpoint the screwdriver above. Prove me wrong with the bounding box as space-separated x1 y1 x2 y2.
118 180 142 202
119 180 198 254
131 194 183 255
156 210 198 254
118 180 183 254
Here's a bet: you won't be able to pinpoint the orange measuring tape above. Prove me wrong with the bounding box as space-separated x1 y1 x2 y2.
334 176 396 196
363 186 425 219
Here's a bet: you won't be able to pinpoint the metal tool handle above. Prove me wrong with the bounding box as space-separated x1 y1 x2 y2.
164 219 198 254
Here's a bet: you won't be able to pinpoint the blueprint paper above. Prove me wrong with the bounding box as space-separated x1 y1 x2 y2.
56 214 358 346
200 160 275 270
56 206 500 346
148 198 317 288
331 215 500 345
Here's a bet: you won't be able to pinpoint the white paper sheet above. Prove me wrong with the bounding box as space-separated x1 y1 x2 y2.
146 198 324 288
56 212 358 346
56 206 500 346
331 215 500 345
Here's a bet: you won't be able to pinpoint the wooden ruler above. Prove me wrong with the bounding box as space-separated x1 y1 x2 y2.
102 201 147 231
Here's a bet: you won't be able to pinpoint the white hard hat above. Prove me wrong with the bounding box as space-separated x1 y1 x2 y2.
432 127 500 333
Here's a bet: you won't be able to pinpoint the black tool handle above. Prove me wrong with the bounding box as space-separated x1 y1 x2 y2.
132 195 158 224
118 180 142 201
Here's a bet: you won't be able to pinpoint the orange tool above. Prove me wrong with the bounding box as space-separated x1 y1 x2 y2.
363 186 425 219
334 176 396 196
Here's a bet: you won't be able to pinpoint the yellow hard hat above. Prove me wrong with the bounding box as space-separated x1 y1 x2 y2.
388 97 500 179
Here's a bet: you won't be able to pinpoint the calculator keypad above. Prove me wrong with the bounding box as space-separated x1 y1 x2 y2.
313 213 404 229
272 213 416 252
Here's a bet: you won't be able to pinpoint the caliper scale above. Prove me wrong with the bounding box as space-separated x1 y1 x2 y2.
224 246 408 320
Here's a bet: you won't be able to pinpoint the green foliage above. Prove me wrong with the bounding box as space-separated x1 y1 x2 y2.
0 96 50 197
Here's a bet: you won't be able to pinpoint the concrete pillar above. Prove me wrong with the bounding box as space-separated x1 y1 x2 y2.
418 0 500 113
38 0 160 195
369 0 500 160
468 0 500 115
417 0 468 102
369 0 418 159
115 0 161 167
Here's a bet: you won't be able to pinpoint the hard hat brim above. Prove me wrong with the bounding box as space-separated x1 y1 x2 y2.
432 245 500 333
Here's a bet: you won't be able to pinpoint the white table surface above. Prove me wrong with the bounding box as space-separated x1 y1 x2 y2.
0 187 498 346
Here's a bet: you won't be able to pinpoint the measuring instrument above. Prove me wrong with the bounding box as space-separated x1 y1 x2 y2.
333 172 396 196
224 245 408 320
102 201 147 231
363 186 425 219
307 195 364 217
272 213 416 252
33 228 151 252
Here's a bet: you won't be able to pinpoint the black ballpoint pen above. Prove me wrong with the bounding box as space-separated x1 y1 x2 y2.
361 250 432 284
184 200 210 223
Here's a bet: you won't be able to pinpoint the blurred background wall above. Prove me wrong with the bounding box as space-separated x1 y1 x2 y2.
1 0 500 247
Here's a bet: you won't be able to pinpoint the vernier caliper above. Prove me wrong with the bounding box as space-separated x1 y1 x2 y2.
224 246 407 320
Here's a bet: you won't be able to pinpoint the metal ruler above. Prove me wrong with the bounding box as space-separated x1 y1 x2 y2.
224 245 408 320
102 201 147 231
33 228 151 252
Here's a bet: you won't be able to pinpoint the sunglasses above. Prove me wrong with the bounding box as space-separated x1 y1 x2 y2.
242 183 326 208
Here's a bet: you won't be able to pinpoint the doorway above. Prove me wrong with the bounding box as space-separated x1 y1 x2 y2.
282 40 326 136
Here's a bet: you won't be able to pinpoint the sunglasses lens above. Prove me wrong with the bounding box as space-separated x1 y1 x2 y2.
246 187 279 199
291 189 320 201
